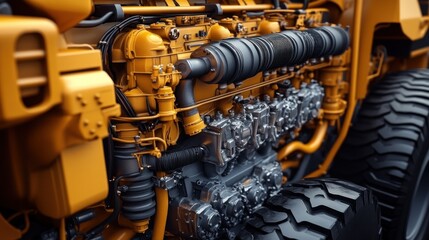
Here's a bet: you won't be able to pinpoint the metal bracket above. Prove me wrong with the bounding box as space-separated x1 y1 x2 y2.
154 173 181 190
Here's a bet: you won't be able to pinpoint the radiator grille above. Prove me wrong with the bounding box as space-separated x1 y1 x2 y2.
15 33 47 107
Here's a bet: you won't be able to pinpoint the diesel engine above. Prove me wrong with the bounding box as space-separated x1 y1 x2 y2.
0 1 352 239
95 5 349 239
4 0 429 239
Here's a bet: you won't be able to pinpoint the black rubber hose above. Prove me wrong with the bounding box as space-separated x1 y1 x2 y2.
76 11 114 28
145 146 206 171
272 0 280 9
175 79 199 117
104 124 116 180
290 153 311 182
302 0 309 9
115 87 137 117
120 170 156 220
146 96 157 116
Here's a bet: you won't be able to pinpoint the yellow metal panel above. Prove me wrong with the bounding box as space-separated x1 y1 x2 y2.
400 0 427 40
60 139 109 214
0 16 60 127
60 70 120 140
24 0 92 32
60 70 118 115
58 49 102 73
342 0 428 99
35 139 108 218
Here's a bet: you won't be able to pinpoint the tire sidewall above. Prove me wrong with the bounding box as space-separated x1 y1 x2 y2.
396 139 429 240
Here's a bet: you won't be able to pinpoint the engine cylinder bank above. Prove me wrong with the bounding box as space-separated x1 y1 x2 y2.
176 26 350 84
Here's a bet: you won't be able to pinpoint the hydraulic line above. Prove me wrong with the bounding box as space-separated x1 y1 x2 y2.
60 218 66 240
120 2 333 15
152 172 168 240
110 72 295 123
277 121 329 162
77 11 114 28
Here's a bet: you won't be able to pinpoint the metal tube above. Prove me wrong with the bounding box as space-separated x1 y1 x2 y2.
222 4 273 12
122 6 205 15
152 172 169 240
121 5 273 15
277 121 328 161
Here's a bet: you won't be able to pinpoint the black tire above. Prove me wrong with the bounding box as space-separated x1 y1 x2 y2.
330 69 429 240
239 178 381 240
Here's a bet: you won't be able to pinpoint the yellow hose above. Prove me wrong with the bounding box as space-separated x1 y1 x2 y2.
278 121 329 161
152 172 169 240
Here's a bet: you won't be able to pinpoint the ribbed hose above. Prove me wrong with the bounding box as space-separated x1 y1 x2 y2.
175 26 350 85
120 170 156 220
113 145 205 220
145 146 206 171
113 145 156 222
84 172 140 239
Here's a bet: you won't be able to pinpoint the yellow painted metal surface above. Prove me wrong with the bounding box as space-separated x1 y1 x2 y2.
24 0 92 32
2 0 429 238
0 16 60 127
342 0 429 99
0 3 120 224
35 139 108 218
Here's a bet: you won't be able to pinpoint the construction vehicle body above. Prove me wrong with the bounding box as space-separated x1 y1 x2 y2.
0 0 428 239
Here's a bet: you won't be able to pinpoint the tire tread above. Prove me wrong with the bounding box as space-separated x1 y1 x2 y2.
330 69 429 237
240 179 379 240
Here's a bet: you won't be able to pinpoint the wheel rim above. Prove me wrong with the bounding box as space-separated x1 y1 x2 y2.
406 153 429 240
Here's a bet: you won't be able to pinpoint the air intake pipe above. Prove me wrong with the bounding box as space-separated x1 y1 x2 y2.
175 26 349 85
175 26 349 135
